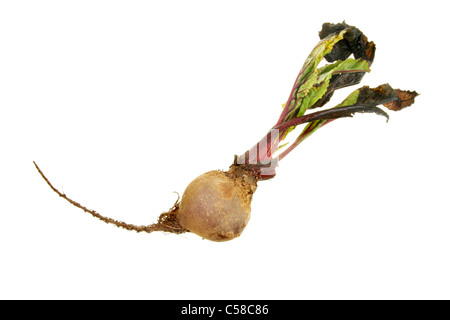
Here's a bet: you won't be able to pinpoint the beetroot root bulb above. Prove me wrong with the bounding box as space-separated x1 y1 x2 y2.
177 165 257 241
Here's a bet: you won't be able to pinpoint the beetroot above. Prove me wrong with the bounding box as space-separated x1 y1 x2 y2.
34 22 418 242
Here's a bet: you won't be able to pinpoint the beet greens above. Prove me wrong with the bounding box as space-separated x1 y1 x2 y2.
236 22 417 180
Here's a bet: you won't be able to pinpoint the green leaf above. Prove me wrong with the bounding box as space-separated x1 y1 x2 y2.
296 29 347 87
284 29 348 118
316 58 370 83
295 58 370 117
334 88 360 108
279 58 371 144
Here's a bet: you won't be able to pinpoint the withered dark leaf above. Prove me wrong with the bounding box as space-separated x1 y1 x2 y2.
383 89 419 111
307 84 417 125
319 21 376 65
356 84 399 107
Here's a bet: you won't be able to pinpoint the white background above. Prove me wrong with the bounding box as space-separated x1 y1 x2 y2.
1 0 448 300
